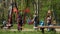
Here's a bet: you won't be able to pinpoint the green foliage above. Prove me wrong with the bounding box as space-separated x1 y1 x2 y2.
0 0 60 24
0 30 60 34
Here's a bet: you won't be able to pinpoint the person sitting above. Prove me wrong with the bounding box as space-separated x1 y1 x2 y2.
1 20 6 29
39 20 44 34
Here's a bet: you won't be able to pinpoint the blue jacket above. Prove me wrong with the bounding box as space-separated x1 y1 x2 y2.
40 21 44 26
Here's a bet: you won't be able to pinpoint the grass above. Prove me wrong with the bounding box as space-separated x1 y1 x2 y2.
23 23 33 29
0 24 60 34
0 30 60 34
12 23 33 29
0 31 41 34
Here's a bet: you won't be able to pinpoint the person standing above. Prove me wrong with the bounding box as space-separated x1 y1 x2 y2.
17 15 23 31
33 14 38 30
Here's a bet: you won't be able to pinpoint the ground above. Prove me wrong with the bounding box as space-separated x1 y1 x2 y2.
0 24 60 34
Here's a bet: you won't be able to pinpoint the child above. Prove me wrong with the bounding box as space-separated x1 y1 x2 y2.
40 20 44 34
17 15 22 31
1 20 6 29
33 14 38 30
3 20 6 27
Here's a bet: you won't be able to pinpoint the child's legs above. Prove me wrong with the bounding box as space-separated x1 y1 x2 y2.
34 21 38 30
18 24 20 30
41 28 44 34
20 24 22 30
47 23 51 31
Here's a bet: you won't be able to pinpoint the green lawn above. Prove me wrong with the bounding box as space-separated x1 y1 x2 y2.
0 24 60 34
12 23 33 29
0 30 60 34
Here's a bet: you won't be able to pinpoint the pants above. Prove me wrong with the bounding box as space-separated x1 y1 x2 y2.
18 24 22 31
34 21 38 27
40 28 44 34
34 21 38 30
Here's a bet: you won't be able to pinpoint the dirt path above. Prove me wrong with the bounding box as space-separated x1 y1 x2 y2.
9 28 60 32
55 29 60 32
9 28 34 31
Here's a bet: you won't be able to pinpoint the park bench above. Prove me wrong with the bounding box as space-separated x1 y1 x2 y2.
37 26 60 34
37 26 60 31
38 26 60 28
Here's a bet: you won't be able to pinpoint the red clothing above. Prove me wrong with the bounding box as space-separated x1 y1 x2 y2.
18 23 21 30
13 7 18 13
24 8 30 13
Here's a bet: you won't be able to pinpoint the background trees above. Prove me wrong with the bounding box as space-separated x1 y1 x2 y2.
0 0 60 25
